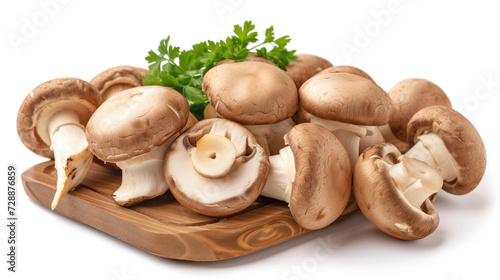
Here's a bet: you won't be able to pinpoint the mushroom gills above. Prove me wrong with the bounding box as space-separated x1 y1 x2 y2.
405 133 459 182
310 115 372 167
385 155 443 209
48 110 94 210
113 133 178 206
260 146 295 203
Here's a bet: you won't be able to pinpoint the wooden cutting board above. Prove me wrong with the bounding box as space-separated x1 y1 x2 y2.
21 160 359 261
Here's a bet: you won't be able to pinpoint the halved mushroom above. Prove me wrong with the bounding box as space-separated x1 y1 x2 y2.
315 65 375 84
406 105 486 195
90 65 149 101
85 86 189 206
380 78 452 153
297 73 392 168
260 123 352 230
164 118 270 217
17 78 102 210
285 53 333 89
202 61 298 155
354 143 441 240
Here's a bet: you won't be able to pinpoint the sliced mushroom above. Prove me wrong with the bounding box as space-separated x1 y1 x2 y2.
315 65 375 84
202 61 298 155
285 54 333 89
354 142 441 240
90 65 149 101
297 73 392 168
260 123 352 230
85 86 189 206
380 78 452 152
17 78 102 210
406 105 486 195
164 118 270 217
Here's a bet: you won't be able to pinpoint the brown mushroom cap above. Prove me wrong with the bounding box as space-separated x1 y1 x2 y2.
388 78 451 142
17 78 102 158
90 65 148 100
86 86 189 162
202 61 298 125
216 54 278 67
315 65 375 83
354 143 440 240
164 118 270 217
286 123 352 230
299 73 392 125
285 54 333 89
407 106 486 195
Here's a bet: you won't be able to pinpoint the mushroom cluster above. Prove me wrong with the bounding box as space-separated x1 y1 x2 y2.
18 51 486 240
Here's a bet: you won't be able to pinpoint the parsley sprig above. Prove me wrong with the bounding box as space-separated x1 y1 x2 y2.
142 21 297 119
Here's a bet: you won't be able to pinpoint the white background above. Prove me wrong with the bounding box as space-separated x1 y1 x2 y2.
1 0 499 279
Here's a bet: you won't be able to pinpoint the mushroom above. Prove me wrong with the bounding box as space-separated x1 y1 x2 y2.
202 61 298 155
164 118 270 217
85 85 189 206
90 65 149 101
315 65 376 84
354 142 441 240
285 54 333 89
260 123 352 230
17 78 102 210
380 78 452 153
405 105 486 195
297 72 392 168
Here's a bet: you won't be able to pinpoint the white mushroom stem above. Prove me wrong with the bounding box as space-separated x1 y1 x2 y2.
385 155 443 209
113 134 178 206
310 115 372 168
246 118 296 156
260 146 295 203
48 110 93 210
405 133 459 182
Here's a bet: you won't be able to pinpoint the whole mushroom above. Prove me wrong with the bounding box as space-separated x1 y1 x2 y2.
17 78 102 210
164 118 270 217
405 105 486 195
297 72 392 168
260 123 352 230
86 86 189 206
202 61 298 155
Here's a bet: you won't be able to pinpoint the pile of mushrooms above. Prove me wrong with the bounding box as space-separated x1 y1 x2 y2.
18 53 486 239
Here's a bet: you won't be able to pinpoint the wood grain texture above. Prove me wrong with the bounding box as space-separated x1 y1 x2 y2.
21 161 359 261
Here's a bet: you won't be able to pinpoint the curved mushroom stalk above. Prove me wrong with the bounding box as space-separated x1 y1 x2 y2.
309 115 372 168
113 135 177 206
386 155 443 209
245 118 296 156
405 133 459 182
260 146 295 202
48 110 94 210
